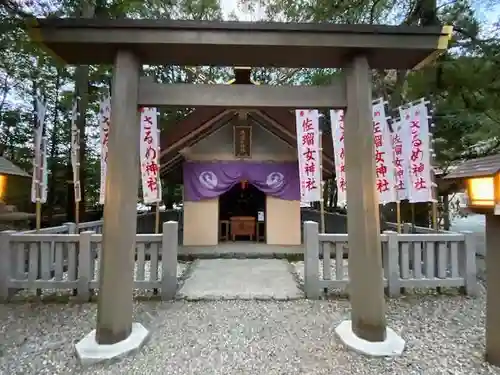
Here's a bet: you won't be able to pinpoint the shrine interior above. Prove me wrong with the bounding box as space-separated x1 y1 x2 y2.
218 182 266 242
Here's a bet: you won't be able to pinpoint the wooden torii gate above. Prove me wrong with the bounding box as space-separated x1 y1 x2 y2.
29 18 451 362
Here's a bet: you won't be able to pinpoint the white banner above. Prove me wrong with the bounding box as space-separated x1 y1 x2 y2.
395 106 412 201
99 96 111 205
407 100 433 203
31 97 47 203
30 162 38 203
372 99 396 204
35 97 46 152
140 107 162 204
40 137 48 203
295 109 321 203
31 139 49 203
71 100 81 202
330 109 347 206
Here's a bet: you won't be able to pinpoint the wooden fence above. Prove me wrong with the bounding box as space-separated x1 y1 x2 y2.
18 210 183 235
303 221 478 299
0 221 179 302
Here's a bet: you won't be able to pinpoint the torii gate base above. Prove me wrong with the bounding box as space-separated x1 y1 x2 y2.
29 18 451 366
335 321 405 357
75 323 149 367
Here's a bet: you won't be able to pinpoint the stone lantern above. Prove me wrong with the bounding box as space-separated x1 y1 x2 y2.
444 154 500 366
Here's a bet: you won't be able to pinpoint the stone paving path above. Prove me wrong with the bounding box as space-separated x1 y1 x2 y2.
177 259 304 300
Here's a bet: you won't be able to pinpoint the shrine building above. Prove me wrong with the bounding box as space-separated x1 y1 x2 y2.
160 68 335 246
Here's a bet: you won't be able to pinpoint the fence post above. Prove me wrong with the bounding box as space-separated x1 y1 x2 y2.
161 221 178 300
61 223 77 281
304 221 321 299
383 230 400 297
460 231 478 296
77 231 93 302
0 231 16 302
64 222 77 234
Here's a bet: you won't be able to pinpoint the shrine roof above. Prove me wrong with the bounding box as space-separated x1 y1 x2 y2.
0 157 30 178
444 154 500 180
28 18 452 69
159 108 335 179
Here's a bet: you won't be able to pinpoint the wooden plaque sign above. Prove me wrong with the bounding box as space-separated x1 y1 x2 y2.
233 125 252 158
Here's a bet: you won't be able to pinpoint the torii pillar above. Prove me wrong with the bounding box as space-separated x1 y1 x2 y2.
334 55 405 356
75 50 150 366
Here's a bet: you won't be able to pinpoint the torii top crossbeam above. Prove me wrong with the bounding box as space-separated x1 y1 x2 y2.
29 19 451 69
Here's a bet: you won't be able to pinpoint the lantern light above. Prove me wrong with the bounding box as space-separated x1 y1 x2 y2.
444 154 500 215
0 174 6 200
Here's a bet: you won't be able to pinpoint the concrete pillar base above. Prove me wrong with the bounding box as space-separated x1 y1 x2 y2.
75 323 149 367
335 320 405 357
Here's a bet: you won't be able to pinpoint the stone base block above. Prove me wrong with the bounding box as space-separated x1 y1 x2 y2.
75 323 149 367
335 320 405 357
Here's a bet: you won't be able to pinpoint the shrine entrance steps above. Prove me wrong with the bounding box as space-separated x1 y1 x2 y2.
177 259 304 300
178 242 304 260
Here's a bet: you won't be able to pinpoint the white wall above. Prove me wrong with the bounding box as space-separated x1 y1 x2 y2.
266 196 301 245
183 198 219 246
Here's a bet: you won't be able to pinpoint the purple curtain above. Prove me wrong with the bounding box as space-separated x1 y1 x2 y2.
183 161 300 201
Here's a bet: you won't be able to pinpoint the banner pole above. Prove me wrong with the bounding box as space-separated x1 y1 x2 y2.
73 101 80 228
35 149 44 231
411 203 416 232
35 158 41 231
35 200 41 231
155 127 161 234
427 100 439 232
74 164 80 227
319 130 325 233
75 201 80 227
155 203 160 234
33 97 47 232
432 201 438 230
396 201 401 233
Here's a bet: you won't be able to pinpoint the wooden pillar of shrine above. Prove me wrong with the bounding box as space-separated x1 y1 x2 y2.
96 50 141 345
343 55 387 341
486 214 500 365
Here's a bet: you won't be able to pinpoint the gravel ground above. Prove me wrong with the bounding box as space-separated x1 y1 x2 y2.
0 280 498 374
11 261 190 300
